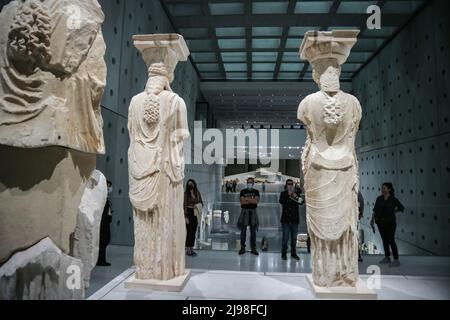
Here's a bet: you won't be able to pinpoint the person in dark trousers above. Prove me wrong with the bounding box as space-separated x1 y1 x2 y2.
232 179 237 193
370 182 404 267
184 179 203 257
358 191 365 262
226 180 231 193
306 234 311 253
97 180 113 266
237 177 260 255
279 179 304 260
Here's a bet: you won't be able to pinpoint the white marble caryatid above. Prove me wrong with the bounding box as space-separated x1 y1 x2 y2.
0 0 106 153
297 30 362 287
128 34 190 281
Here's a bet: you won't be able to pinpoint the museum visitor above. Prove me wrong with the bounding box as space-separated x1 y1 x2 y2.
279 179 304 260
237 177 260 255
370 183 405 267
184 179 203 257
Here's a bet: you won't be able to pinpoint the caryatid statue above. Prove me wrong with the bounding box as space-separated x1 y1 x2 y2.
128 34 190 281
297 30 362 287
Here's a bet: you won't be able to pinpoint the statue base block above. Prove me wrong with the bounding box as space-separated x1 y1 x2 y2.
306 274 377 300
124 269 191 292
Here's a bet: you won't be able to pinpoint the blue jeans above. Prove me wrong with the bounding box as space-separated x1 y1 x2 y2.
281 223 298 255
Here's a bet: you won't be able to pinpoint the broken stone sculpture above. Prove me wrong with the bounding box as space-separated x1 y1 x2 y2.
128 34 190 281
0 237 84 300
73 170 107 289
0 0 106 153
0 0 106 300
297 30 362 287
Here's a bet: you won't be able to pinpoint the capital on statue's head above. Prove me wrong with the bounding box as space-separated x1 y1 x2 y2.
132 33 190 83
299 30 359 66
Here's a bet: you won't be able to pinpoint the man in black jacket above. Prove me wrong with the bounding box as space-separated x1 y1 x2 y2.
279 179 304 260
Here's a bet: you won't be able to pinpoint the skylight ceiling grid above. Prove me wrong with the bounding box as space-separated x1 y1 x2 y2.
162 0 428 82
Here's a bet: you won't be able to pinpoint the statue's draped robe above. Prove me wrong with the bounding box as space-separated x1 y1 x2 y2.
128 90 189 280
298 90 361 287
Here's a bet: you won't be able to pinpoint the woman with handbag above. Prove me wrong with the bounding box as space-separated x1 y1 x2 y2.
184 179 203 257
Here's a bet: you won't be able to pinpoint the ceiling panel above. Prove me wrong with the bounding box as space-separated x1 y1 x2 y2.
252 38 281 49
252 1 289 14
252 52 279 62
294 1 333 14
209 2 244 15
216 27 246 37
161 0 429 127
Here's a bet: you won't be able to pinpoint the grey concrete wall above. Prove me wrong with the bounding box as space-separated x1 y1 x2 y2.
96 0 221 246
353 0 450 255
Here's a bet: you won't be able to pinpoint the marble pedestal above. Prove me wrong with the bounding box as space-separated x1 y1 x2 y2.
125 269 191 292
306 274 377 300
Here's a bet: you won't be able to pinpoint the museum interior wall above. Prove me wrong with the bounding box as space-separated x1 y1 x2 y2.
95 0 222 246
353 0 450 256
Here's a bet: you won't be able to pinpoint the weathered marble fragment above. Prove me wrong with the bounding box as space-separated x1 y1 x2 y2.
0 0 107 153
73 170 107 289
0 237 84 300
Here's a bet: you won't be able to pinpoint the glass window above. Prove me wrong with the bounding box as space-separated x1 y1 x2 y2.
218 39 246 49
252 39 280 49
216 27 246 37
288 26 317 37
252 1 289 14
285 38 302 49
252 52 278 62
337 1 378 14
294 1 333 13
221 52 247 62
224 63 247 72
282 52 300 62
252 27 283 37
252 63 276 72
209 2 245 15
280 63 303 72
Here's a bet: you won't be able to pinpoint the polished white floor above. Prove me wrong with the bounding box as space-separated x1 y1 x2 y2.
88 246 450 300
88 268 450 300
